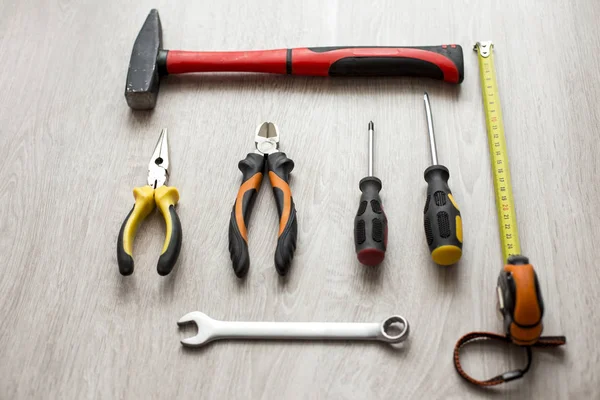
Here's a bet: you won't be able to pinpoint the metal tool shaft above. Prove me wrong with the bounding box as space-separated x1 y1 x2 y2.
216 321 383 340
368 121 374 176
423 92 439 165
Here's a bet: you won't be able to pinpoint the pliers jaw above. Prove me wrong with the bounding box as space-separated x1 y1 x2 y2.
254 122 280 156
148 128 170 188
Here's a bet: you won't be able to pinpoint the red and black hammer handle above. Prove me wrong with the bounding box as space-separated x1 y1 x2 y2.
158 45 464 83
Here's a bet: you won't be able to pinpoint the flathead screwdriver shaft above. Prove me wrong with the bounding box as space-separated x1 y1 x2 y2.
424 92 439 165
368 121 374 176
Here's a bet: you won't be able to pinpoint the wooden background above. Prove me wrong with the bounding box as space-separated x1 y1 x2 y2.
1 0 598 398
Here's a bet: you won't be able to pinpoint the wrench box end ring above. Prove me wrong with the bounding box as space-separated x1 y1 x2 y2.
381 316 410 343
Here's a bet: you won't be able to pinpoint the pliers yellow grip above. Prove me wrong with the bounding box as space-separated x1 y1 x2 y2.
117 129 183 276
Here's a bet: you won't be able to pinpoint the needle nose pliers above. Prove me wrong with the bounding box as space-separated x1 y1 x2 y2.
228 122 298 278
117 129 183 276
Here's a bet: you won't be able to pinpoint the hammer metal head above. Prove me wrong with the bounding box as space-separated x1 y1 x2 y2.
125 9 163 110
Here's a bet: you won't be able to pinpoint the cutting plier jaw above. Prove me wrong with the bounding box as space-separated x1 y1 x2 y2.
148 128 170 188
255 122 280 156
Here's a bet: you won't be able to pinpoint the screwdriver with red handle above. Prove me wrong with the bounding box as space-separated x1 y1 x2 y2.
354 122 388 266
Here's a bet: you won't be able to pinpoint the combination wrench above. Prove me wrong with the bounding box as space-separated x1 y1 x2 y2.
177 312 410 348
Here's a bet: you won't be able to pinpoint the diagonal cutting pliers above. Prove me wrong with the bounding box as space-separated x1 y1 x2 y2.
117 129 183 276
228 122 297 278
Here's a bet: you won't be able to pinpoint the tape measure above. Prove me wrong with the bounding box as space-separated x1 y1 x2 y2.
475 41 544 346
474 41 521 263
453 44 566 388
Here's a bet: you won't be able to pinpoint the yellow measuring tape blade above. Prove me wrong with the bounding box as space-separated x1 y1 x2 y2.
474 42 521 263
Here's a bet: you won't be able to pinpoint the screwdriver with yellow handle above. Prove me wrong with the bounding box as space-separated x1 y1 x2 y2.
117 129 183 276
422 92 462 265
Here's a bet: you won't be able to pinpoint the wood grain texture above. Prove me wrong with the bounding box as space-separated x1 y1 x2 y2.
0 0 598 398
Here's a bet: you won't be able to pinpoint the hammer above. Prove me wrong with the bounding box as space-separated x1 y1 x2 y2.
125 9 464 110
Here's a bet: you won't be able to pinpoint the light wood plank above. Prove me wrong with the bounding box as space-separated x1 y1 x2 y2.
0 0 598 398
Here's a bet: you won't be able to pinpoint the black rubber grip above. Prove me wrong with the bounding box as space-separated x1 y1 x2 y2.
307 45 464 83
330 57 442 79
354 176 387 266
117 206 135 276
423 165 462 265
157 205 182 276
228 153 265 278
267 152 297 276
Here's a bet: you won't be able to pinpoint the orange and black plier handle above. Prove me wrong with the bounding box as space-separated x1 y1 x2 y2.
228 122 297 278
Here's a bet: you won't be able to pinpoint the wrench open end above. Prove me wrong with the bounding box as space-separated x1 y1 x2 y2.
177 311 215 348
380 316 410 343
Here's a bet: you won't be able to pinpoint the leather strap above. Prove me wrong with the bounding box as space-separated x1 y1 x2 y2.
453 332 566 387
